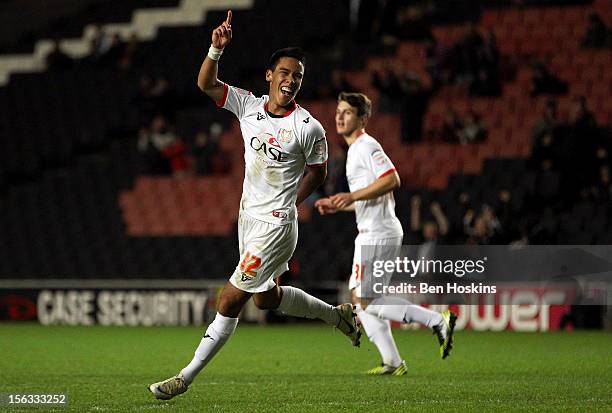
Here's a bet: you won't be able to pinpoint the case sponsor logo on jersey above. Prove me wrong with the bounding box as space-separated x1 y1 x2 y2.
250 133 290 162
278 128 294 143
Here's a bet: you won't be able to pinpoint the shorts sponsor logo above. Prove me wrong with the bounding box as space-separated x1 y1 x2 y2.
272 210 287 219
239 252 262 282
278 129 294 143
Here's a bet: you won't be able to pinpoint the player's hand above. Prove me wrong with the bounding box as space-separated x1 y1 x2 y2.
212 10 232 49
314 198 338 215
330 192 355 210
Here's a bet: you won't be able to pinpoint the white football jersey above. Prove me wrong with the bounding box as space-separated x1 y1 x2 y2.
219 84 328 225
346 132 403 238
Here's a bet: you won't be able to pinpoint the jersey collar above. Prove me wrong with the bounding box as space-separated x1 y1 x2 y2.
265 100 297 118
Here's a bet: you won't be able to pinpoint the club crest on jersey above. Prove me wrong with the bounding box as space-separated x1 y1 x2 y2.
250 133 289 162
267 137 281 148
278 128 294 143
257 112 265 120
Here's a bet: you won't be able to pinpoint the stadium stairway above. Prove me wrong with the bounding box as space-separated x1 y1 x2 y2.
0 0 254 85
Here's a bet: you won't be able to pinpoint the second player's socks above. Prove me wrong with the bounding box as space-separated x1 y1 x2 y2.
357 308 402 367
277 286 340 326
366 296 443 328
181 312 238 384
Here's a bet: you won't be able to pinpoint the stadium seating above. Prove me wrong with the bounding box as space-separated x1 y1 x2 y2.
0 0 610 281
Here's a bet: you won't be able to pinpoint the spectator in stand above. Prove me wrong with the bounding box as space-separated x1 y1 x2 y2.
425 35 449 91
150 74 178 120
534 159 562 210
463 204 502 245
319 69 354 99
439 108 463 143
582 12 612 49
133 74 156 127
569 95 597 135
530 132 562 171
409 195 449 263
469 31 501 96
531 99 561 144
450 21 484 85
192 129 218 175
100 33 124 67
138 115 189 176
85 24 111 64
119 32 140 70
530 60 568 96
371 65 403 112
458 111 487 144
396 4 432 41
400 73 430 142
592 165 611 202
45 40 72 71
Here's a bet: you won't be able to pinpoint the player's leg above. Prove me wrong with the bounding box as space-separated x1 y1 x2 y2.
149 283 250 400
253 284 360 346
180 283 250 382
353 293 406 375
363 297 456 359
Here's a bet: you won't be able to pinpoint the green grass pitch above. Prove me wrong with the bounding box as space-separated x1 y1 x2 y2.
1 323 611 412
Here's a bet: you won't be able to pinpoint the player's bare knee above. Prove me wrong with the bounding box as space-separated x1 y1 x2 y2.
253 290 281 310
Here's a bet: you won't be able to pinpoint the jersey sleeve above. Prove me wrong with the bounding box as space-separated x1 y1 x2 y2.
218 83 258 120
362 142 397 178
301 118 328 167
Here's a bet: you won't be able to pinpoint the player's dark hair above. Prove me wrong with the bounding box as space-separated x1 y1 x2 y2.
338 92 372 118
267 47 306 71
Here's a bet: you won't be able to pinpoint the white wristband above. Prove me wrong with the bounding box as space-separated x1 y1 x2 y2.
208 45 224 61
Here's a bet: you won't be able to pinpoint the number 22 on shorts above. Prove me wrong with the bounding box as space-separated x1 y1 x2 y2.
240 252 262 277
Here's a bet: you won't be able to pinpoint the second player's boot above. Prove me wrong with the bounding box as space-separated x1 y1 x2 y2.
433 310 457 359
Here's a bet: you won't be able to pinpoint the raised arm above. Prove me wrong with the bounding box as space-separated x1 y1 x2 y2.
197 10 232 104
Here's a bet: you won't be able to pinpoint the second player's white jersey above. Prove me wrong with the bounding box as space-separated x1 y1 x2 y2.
219 84 328 225
346 132 403 239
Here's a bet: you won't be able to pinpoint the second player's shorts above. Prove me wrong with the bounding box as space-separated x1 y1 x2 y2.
230 212 298 293
349 235 403 299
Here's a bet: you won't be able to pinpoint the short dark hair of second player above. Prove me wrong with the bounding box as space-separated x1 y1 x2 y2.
338 92 372 118
268 47 306 71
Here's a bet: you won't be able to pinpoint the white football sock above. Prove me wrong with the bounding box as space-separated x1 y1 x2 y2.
357 308 402 367
181 312 238 384
365 296 443 328
277 286 340 326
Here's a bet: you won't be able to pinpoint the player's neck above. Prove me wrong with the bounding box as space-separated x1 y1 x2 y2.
265 100 296 117
343 129 366 146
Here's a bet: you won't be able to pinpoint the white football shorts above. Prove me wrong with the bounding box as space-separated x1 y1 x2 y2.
349 235 403 298
230 212 298 293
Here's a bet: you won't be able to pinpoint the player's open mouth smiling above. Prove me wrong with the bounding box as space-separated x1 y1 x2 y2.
280 86 294 97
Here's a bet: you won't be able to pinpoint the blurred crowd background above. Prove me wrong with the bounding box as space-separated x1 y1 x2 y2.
0 0 610 317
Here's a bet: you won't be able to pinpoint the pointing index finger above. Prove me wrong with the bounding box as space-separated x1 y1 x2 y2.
226 10 232 25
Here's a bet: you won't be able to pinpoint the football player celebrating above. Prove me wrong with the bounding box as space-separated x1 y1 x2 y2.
149 10 360 400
